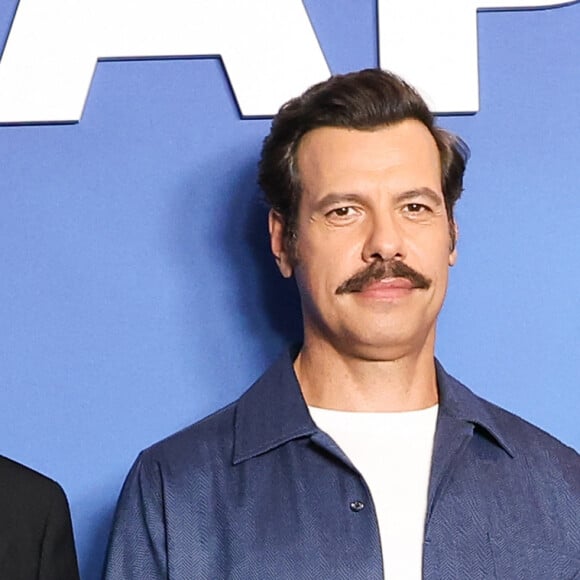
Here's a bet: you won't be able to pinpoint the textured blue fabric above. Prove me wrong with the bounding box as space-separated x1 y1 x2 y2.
104 351 580 579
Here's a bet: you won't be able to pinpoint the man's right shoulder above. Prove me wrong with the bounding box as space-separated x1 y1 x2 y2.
129 349 299 483
135 398 240 478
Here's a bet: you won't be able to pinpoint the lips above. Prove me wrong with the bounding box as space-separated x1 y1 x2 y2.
358 277 416 299
367 278 414 290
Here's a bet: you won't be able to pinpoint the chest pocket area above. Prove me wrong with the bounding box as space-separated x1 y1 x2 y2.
490 538 580 580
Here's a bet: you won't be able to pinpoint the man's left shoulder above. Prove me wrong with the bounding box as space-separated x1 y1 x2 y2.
475 392 579 486
441 365 578 469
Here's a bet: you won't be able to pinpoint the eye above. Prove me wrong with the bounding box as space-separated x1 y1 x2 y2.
330 206 354 217
323 205 361 226
325 206 359 219
405 203 430 213
407 203 429 213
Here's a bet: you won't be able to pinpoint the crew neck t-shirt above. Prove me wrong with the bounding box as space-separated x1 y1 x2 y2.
309 404 438 580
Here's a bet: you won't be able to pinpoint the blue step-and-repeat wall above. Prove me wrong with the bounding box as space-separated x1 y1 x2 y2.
0 1 578 577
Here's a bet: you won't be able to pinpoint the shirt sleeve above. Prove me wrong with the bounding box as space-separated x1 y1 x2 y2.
38 482 81 580
103 452 168 579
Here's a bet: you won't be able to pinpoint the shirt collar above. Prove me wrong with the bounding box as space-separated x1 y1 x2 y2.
233 348 317 464
435 359 515 457
233 349 514 464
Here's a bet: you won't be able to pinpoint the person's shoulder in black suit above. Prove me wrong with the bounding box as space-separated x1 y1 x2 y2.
0 455 80 580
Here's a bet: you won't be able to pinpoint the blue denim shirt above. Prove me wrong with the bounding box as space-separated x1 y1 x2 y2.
104 351 580 579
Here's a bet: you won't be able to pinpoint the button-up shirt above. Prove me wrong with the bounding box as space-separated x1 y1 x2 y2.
104 351 580 579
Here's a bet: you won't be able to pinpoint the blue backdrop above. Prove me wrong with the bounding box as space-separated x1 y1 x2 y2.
0 1 578 578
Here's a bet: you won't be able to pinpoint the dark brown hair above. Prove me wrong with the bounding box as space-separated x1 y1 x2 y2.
258 68 469 251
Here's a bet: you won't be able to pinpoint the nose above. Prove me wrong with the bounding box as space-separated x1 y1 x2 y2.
362 210 406 263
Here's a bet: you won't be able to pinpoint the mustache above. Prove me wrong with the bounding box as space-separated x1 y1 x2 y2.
335 259 432 295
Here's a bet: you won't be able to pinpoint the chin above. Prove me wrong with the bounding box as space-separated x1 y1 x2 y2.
338 334 421 362
334 317 437 360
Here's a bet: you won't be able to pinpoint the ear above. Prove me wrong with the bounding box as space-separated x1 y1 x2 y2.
449 221 459 266
268 210 294 278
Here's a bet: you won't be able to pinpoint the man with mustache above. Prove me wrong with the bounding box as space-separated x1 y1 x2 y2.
104 69 579 579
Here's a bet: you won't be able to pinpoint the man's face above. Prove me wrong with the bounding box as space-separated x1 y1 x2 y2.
269 120 457 361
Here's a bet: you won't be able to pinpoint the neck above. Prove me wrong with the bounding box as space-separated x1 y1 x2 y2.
294 339 438 412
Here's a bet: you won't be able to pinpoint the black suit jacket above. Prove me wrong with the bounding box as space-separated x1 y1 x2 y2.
0 455 80 580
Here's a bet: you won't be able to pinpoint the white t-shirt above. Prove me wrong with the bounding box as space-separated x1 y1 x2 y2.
309 404 438 580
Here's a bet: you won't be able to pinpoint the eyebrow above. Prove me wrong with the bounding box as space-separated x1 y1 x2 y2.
393 188 444 206
314 193 367 211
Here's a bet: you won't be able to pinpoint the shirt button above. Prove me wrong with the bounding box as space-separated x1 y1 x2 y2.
350 500 365 512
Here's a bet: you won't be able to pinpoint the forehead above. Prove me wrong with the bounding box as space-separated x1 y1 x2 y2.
296 120 442 196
